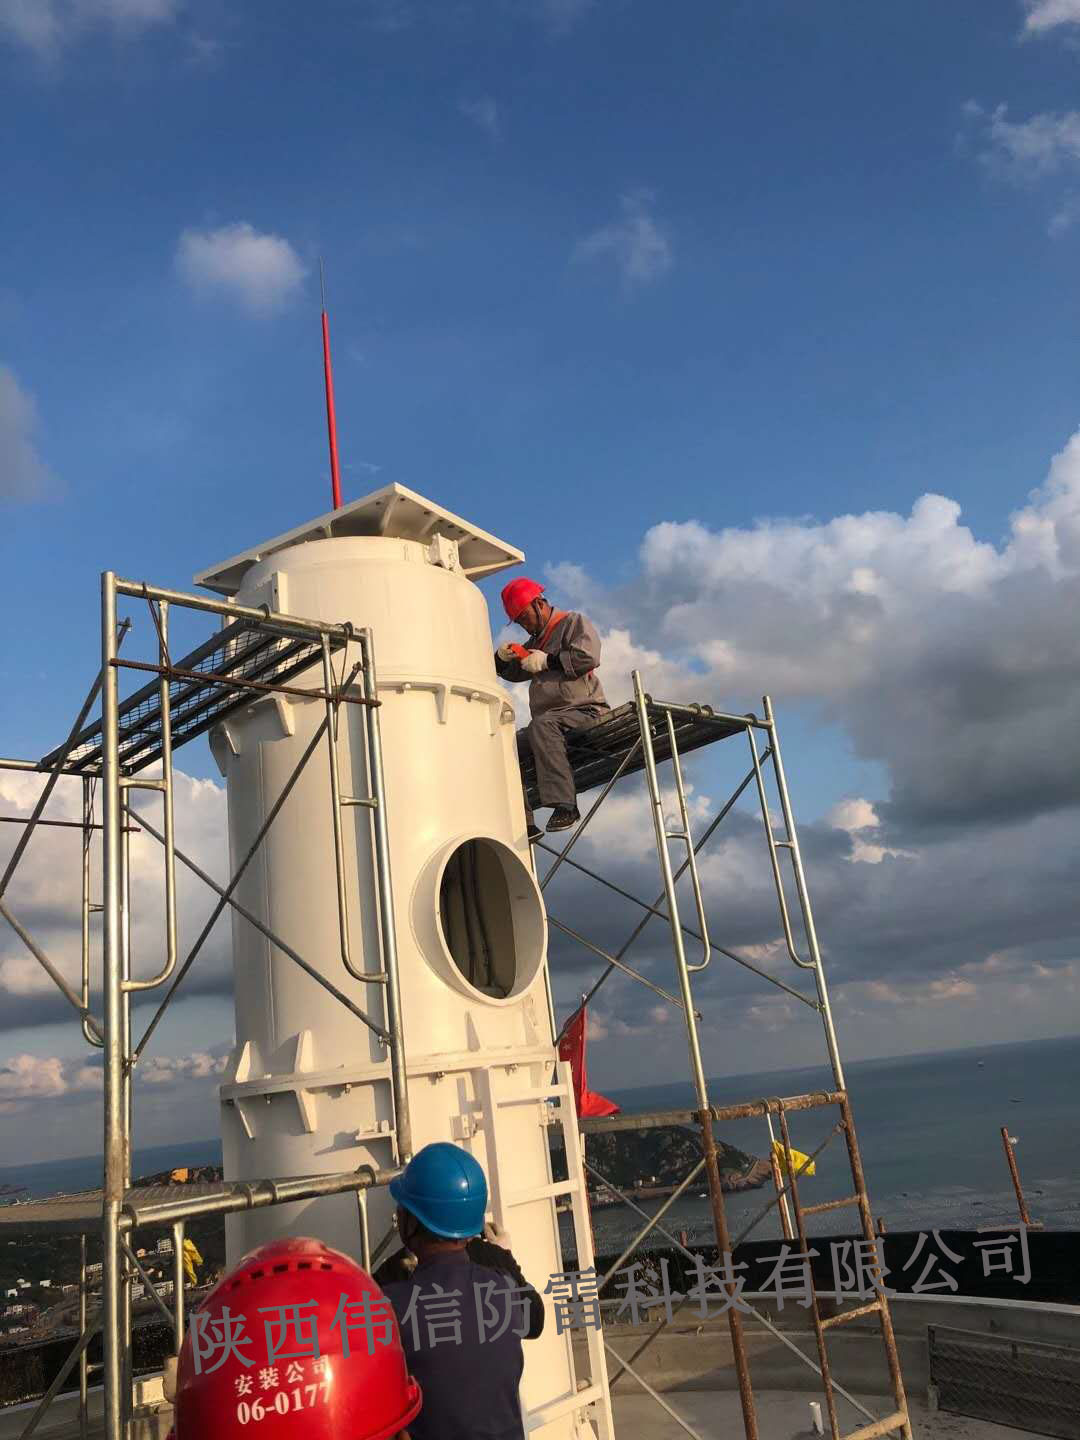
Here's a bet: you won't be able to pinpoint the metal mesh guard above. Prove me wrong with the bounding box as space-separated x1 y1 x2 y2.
41 618 348 777
518 700 746 811
929 1325 1080 1440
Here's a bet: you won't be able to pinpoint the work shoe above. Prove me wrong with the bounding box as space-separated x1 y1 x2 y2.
527 822 544 843
547 806 580 833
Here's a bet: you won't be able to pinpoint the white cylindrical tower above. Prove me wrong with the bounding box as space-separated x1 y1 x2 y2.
196 487 605 1440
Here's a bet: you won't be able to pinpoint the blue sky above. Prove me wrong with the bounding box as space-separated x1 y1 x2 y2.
2 0 1080 1159
1 1 1075 763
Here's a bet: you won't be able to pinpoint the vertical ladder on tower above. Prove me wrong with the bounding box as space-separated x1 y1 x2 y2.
475 1062 615 1440
320 632 413 1168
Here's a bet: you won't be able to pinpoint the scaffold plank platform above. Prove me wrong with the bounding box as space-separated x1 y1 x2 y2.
520 699 746 811
40 620 348 777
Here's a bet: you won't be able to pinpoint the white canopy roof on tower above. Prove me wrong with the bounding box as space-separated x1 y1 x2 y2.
195 482 524 595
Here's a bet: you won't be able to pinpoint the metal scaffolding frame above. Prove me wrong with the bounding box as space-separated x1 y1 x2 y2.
0 571 412 1440
535 671 913 1440
0 568 913 1440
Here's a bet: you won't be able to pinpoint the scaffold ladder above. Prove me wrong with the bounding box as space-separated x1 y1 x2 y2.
773 1096 913 1440
629 672 913 1440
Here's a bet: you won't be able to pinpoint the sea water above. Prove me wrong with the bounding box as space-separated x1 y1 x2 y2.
571 1032 1079 1254
1 1035 1075 1245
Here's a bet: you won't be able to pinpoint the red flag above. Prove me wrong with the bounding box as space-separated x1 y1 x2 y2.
558 1006 620 1119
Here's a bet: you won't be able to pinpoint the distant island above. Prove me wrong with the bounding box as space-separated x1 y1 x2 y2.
550 1124 770 1205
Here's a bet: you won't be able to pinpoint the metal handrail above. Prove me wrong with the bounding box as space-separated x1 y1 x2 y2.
359 627 413 1163
119 1164 398 1230
763 695 846 1090
663 710 711 973
321 636 361 982
123 601 178 992
745 720 815 971
127 804 390 1041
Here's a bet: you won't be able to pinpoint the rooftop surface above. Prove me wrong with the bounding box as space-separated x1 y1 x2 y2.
0 1388 1046 1440
0 1182 227 1234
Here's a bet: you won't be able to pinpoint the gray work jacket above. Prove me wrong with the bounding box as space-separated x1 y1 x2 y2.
494 611 609 719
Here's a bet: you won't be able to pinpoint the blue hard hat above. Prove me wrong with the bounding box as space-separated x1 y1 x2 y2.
389 1143 488 1239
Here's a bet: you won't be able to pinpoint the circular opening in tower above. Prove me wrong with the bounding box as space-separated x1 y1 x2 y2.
436 838 545 1001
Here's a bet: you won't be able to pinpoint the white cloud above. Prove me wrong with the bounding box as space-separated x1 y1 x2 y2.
1022 0 1080 32
0 1053 101 1115
535 428 1079 1082
0 767 231 1019
142 1051 228 1084
0 0 179 55
970 103 1080 180
0 762 232 1142
0 1054 76 1101
963 102 1080 234
0 366 54 502
743 996 798 1032
0 1047 227 1117
639 444 1079 646
175 223 308 315
630 443 1080 836
0 0 59 50
459 97 501 142
827 797 913 864
585 1004 668 1041
573 190 673 290
926 976 977 1001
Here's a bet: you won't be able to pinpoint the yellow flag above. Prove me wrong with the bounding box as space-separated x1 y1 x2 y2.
771 1140 815 1179
182 1238 203 1286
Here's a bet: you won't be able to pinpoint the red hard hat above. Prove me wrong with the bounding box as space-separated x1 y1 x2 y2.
501 577 545 623
170 1237 421 1440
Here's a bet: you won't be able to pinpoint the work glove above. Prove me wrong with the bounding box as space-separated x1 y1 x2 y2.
496 643 518 662
520 650 550 675
466 1230 545 1338
373 1249 416 1287
466 1233 525 1285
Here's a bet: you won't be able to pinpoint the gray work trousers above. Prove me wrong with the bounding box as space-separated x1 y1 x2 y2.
517 705 607 819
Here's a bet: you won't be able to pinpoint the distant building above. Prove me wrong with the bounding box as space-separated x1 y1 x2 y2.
85 1262 103 1279
4 1289 15 1299
156 1238 174 1256
40 1279 52 1289
131 1283 145 1300
61 1284 77 1294
158 1280 174 1296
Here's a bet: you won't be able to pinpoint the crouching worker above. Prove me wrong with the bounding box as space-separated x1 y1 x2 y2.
165 1235 422 1440
374 1142 545 1440
495 577 610 840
